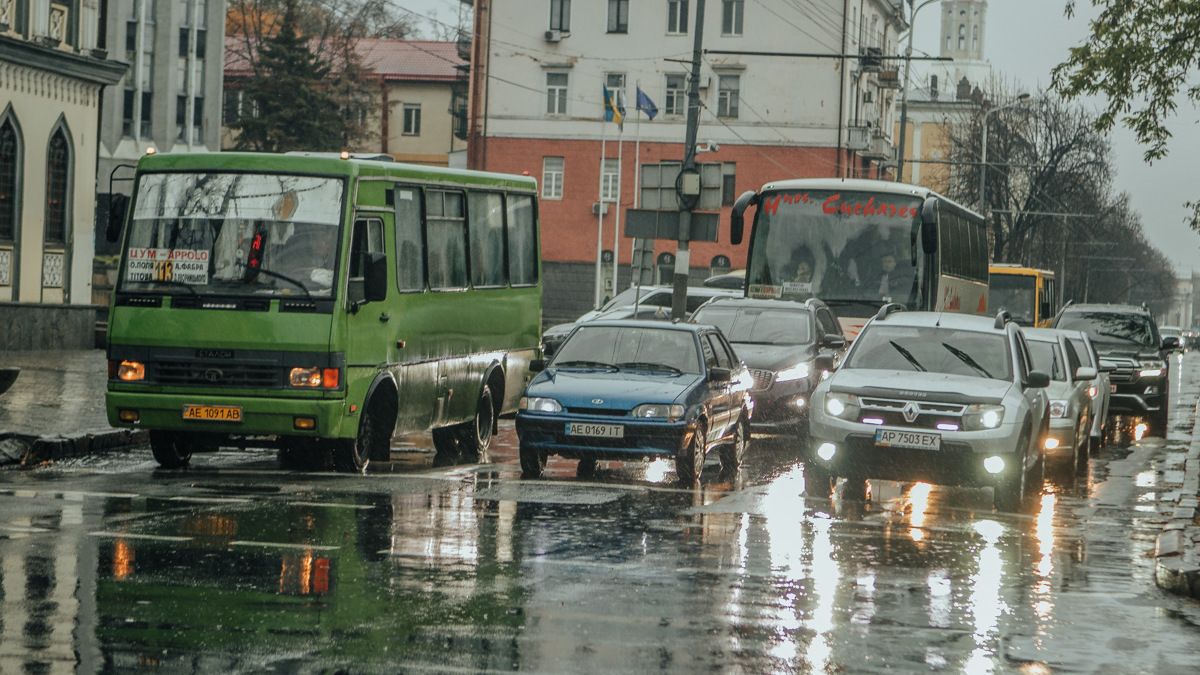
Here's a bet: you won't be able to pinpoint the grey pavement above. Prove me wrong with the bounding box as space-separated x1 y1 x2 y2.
1154 352 1200 598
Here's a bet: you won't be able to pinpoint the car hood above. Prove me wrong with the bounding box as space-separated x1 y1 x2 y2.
828 369 1014 404
1091 342 1159 360
526 368 704 410
732 343 816 371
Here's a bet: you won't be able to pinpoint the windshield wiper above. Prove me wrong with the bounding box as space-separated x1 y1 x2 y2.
941 342 994 378
888 341 927 372
249 267 314 299
617 361 683 375
553 360 619 371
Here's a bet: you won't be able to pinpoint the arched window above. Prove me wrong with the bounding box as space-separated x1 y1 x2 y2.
0 115 19 243
45 126 71 245
958 24 965 50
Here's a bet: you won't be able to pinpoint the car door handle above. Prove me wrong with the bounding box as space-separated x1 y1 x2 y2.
379 312 391 323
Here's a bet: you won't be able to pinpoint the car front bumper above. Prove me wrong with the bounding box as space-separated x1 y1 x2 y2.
1043 417 1079 457
747 380 811 430
516 413 693 460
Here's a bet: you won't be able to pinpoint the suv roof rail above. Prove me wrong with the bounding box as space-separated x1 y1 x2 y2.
994 309 1013 330
875 303 904 321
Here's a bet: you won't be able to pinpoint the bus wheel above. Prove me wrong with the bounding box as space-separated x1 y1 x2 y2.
150 431 192 469
334 396 391 473
431 427 461 462
456 384 495 461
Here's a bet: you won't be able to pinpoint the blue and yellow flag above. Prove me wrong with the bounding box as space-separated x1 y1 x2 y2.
603 85 625 130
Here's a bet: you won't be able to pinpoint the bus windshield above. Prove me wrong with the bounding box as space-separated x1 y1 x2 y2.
119 172 345 297
745 189 924 316
989 274 1037 325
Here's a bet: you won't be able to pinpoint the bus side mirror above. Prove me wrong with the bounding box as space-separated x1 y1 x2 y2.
730 190 758 246
106 194 129 243
920 197 939 254
364 252 388 303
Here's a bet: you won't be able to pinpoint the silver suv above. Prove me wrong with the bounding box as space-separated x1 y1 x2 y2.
807 308 1051 511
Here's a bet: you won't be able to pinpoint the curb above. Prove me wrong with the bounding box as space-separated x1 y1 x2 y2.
0 428 148 468
1154 398 1200 598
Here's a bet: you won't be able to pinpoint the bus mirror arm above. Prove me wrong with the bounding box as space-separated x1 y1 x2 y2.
730 191 758 246
920 197 939 255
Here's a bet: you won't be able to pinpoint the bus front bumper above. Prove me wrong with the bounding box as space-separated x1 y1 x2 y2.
106 390 353 439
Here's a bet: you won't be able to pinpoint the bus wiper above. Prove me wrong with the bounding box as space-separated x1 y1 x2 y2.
941 342 993 378
888 341 927 372
553 360 619 371
617 361 683 375
249 266 314 299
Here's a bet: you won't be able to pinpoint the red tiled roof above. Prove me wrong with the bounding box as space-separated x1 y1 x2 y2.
224 36 464 82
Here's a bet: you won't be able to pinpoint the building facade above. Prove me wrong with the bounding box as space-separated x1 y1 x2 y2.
0 0 125 348
465 0 908 322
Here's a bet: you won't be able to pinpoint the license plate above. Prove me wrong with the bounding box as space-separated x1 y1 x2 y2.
566 422 624 438
875 428 941 451
1111 384 1118 393
182 404 243 422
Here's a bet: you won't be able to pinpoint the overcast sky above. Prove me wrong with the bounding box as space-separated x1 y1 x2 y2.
396 0 1200 275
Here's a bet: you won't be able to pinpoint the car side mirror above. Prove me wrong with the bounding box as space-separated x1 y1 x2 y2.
814 354 836 374
708 367 732 383
821 334 847 350
106 193 129 243
1162 336 1180 351
1026 370 1051 389
529 358 546 373
1074 366 1097 381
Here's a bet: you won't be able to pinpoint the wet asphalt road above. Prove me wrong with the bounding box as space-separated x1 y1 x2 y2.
3 358 1200 673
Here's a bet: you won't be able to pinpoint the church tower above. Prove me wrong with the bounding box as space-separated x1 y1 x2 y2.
940 0 987 63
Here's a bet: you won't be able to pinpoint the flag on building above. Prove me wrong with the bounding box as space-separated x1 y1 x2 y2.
636 86 658 120
603 85 625 130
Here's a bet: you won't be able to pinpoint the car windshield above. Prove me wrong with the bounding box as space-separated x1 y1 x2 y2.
989 274 1037 326
119 172 345 298
599 286 658 312
846 326 1012 380
552 326 701 374
1068 337 1095 367
692 306 813 345
1057 312 1157 348
1027 340 1066 381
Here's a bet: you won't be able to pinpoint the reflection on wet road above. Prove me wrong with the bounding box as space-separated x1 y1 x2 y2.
3 360 1200 672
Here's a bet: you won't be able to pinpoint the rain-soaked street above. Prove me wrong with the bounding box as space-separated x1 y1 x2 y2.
3 356 1200 673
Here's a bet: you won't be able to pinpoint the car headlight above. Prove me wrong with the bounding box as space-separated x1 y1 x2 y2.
824 392 859 419
632 403 686 421
774 362 812 383
963 404 1005 430
1048 400 1069 418
519 397 562 413
1138 367 1164 378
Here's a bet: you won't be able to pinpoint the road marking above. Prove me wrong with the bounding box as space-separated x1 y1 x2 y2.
167 496 252 504
89 531 192 542
230 540 340 551
284 501 375 510
1 525 51 534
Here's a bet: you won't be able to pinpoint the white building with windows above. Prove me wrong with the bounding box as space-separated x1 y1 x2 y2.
464 0 908 321
0 0 125 348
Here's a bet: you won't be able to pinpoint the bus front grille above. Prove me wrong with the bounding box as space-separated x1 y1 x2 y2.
154 361 280 388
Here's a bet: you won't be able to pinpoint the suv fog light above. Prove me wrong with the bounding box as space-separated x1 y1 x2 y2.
792 396 806 408
1044 437 1060 450
816 442 837 461
983 456 1005 474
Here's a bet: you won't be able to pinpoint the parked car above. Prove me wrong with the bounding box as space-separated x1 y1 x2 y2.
702 269 745 290
1159 325 1184 352
690 297 846 434
1053 303 1175 436
516 320 752 485
541 285 741 356
1060 330 1112 447
807 308 1051 511
1023 328 1097 471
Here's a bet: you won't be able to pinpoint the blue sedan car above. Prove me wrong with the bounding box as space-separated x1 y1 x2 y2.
516 321 753 485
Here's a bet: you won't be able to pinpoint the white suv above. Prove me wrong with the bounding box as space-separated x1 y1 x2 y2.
807 308 1051 511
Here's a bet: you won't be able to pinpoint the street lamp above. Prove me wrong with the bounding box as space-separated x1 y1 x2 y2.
978 93 1032 217
894 0 940 183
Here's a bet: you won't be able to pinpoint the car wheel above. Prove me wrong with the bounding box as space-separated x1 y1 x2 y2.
1075 419 1091 472
676 422 706 486
994 448 1028 512
456 384 496 462
149 431 192 469
576 457 598 479
803 462 834 498
334 396 391 473
519 442 546 478
718 417 750 475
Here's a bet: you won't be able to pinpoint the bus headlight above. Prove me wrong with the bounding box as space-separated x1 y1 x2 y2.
289 367 340 389
116 360 145 382
519 397 562 413
824 393 859 419
963 404 1005 430
633 403 686 421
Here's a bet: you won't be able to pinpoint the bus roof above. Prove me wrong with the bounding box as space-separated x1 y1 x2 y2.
134 151 538 191
757 178 981 221
989 264 1055 278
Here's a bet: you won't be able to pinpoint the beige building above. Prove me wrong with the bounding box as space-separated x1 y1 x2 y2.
0 0 125 348
223 38 467 165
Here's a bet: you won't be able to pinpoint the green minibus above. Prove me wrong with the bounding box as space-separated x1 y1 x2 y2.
105 152 541 472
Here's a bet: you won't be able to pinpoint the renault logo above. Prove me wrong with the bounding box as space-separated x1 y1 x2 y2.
902 402 920 423
592 398 605 405
203 369 224 383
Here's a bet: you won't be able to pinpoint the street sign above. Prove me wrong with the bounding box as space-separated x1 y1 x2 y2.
624 209 720 242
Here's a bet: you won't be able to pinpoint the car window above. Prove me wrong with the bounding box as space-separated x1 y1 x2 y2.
1063 339 1083 374
817 309 840 338
1068 337 1094 367
1027 340 1066 381
1057 311 1157 348
691 306 814 345
700 334 719 368
640 292 673 308
705 334 733 368
686 294 717 314
553 325 701 374
1014 333 1031 381
846 326 1013 380
714 332 740 366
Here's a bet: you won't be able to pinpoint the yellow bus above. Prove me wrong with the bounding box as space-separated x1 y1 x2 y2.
988 265 1058 327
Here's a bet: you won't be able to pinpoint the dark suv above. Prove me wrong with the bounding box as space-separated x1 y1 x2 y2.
1052 304 1178 436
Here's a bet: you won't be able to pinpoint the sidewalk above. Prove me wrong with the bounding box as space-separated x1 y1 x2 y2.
1154 353 1200 599
0 350 144 466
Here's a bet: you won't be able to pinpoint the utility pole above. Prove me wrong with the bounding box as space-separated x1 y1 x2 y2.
895 0 939 183
671 0 706 321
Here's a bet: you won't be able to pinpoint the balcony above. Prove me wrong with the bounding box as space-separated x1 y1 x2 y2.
878 69 902 89
847 126 870 151
859 46 883 72
861 130 895 161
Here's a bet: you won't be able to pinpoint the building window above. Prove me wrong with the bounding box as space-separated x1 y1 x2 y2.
403 103 421 136
722 0 743 35
0 115 18 243
44 127 70 246
972 25 979 51
546 72 568 115
721 162 736 206
542 157 564 200
717 74 740 118
549 0 570 31
665 74 685 116
601 158 619 202
176 95 203 143
958 24 965 50
605 72 625 107
607 0 628 33
667 0 688 34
